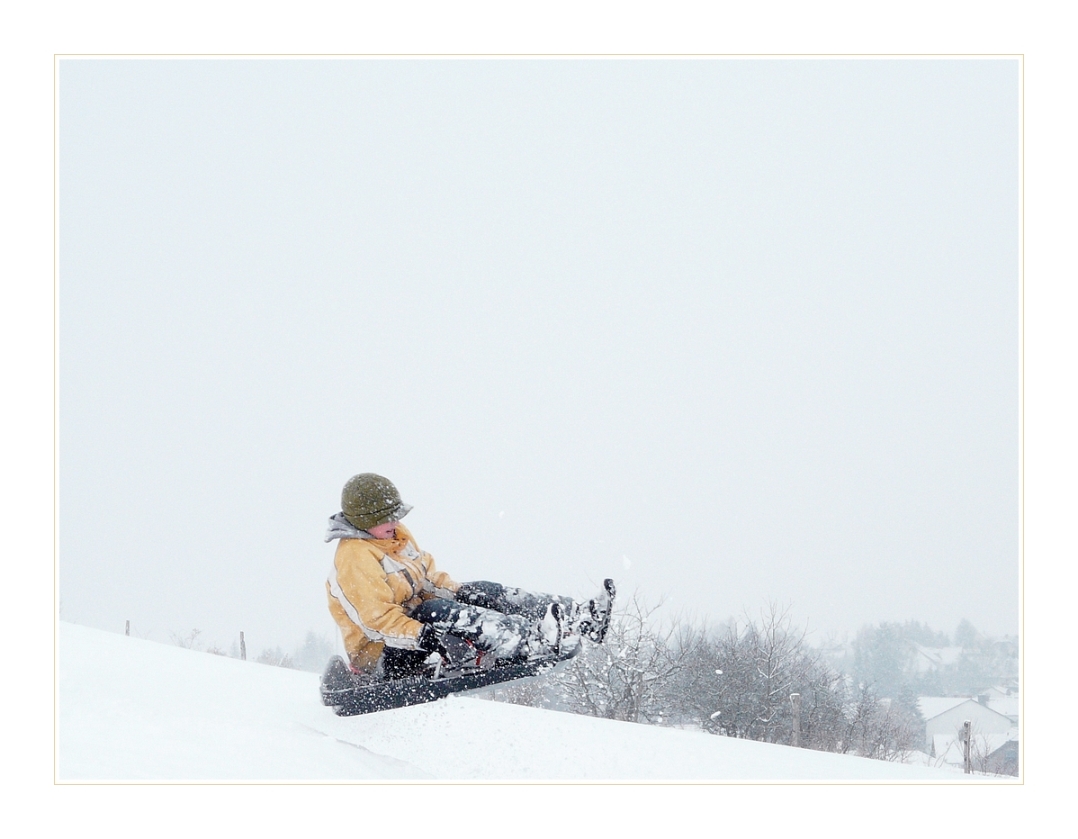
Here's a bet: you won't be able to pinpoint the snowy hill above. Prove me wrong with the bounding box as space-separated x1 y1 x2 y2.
58 622 967 782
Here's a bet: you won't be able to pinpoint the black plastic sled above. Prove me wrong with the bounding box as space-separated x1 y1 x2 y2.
320 651 575 717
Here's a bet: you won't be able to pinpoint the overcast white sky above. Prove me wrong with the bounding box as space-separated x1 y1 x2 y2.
58 57 1019 653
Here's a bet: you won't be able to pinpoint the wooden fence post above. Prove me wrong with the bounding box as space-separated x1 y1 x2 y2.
240 631 246 661
963 720 972 774
790 693 802 747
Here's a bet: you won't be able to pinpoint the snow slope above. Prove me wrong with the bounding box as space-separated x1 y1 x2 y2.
58 622 969 782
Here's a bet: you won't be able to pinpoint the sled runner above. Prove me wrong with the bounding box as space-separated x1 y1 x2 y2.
320 643 578 716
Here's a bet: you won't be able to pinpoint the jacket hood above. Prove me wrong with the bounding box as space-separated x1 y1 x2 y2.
325 512 374 543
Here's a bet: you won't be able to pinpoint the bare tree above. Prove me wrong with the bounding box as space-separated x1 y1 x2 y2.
678 603 823 743
171 628 204 650
549 592 701 724
291 631 336 672
666 603 850 752
940 719 1014 776
256 646 295 669
841 682 922 761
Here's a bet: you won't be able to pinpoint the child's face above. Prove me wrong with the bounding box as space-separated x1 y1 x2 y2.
367 521 400 539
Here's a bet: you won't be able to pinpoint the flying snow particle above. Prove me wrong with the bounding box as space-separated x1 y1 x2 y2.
621 555 631 569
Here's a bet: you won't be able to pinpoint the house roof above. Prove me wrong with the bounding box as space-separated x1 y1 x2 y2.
911 644 964 671
917 696 1017 726
918 697 974 719
988 696 1019 719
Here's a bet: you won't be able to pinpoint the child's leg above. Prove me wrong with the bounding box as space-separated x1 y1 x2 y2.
411 597 539 661
455 580 573 620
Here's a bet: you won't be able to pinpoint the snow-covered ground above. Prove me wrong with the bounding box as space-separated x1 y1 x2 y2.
59 622 975 782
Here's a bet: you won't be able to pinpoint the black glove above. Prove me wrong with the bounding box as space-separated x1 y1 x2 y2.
417 624 447 657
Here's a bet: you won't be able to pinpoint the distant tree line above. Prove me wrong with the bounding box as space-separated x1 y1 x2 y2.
169 627 336 673
493 597 926 762
486 597 1018 764
848 617 1018 700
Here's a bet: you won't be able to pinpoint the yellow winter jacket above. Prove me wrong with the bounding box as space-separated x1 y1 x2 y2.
326 521 459 671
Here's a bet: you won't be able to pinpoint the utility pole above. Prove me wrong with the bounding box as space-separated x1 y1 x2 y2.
790 693 802 747
240 631 247 661
963 720 972 774
125 620 130 637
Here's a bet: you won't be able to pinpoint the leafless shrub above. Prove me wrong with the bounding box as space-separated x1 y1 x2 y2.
256 646 296 669
668 602 844 747
842 683 922 761
171 628 204 650
548 592 702 724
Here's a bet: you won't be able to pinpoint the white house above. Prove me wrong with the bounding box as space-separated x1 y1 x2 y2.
917 696 1018 775
910 644 963 674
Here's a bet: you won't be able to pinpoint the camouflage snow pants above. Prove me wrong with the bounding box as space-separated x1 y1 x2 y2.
380 581 572 678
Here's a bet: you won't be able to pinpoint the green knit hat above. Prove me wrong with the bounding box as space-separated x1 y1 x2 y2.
341 473 413 530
